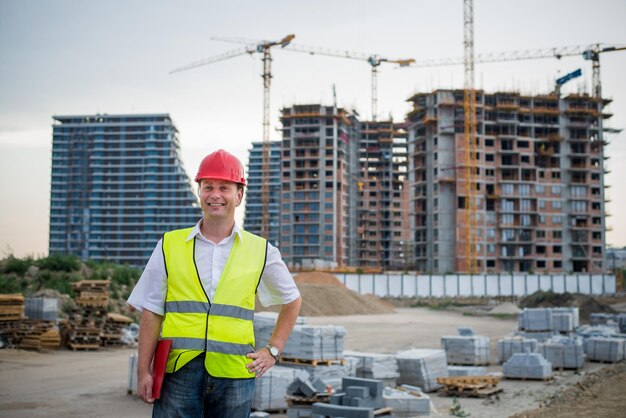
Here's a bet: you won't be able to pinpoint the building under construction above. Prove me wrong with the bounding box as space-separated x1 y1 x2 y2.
277 105 360 269
407 89 610 274
243 140 281 248
357 120 410 269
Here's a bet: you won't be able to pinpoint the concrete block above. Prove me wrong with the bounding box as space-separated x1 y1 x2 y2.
498 337 538 363
396 349 448 392
441 335 490 365
345 386 369 398
503 352 552 379
311 402 374 418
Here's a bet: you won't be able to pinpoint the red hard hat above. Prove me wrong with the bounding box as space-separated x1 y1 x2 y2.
194 149 247 186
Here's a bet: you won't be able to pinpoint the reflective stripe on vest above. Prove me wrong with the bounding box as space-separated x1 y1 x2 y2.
165 301 254 320
160 227 267 378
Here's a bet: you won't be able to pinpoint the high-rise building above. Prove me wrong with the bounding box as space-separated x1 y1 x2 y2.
243 140 281 247
49 113 200 267
407 90 609 273
278 104 359 269
357 120 410 269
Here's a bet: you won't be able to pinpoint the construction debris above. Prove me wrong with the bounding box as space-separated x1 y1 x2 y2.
502 352 552 380
396 348 448 392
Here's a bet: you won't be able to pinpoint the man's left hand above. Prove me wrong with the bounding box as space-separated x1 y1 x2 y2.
246 348 276 378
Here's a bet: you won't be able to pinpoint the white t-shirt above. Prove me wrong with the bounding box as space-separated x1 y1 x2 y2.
127 221 300 315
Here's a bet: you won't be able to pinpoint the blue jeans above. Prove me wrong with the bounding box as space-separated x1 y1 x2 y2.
152 354 255 418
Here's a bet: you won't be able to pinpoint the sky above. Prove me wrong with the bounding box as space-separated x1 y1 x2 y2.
1 0 625 258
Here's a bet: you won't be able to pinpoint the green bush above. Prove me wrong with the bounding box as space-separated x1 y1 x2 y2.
0 273 23 294
36 254 81 272
111 265 141 287
3 256 32 275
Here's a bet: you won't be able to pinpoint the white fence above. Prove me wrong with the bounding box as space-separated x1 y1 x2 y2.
336 273 616 298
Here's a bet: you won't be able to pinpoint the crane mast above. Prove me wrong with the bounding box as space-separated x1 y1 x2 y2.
171 34 294 240
463 0 478 273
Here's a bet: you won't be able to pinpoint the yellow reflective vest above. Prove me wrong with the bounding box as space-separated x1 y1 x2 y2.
160 227 267 378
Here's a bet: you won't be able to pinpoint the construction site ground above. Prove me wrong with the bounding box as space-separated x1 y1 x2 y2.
2 307 626 418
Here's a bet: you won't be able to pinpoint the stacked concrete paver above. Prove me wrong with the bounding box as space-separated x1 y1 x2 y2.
537 336 585 369
396 348 448 392
503 352 552 380
583 337 625 362
498 337 539 363
344 350 399 386
448 365 487 376
440 335 490 365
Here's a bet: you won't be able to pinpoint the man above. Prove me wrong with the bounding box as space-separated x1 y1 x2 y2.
128 149 302 418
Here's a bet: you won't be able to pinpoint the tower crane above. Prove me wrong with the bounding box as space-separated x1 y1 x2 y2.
210 35 415 121
170 34 295 239
463 0 477 274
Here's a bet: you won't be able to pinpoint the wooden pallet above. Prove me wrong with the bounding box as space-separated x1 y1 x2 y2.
437 376 502 398
67 342 101 351
504 375 554 381
280 357 346 366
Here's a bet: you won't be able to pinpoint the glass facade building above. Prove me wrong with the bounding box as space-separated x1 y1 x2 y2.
49 113 200 267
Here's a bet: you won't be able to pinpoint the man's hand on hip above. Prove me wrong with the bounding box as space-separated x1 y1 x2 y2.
245 348 277 378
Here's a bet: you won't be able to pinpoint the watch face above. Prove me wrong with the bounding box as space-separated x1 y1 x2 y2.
270 347 279 356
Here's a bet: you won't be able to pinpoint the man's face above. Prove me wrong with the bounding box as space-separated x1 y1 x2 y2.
198 179 243 221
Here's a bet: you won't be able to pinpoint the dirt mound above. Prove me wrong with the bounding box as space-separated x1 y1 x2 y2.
511 362 626 418
294 272 345 287
519 290 616 322
258 272 395 316
489 302 521 315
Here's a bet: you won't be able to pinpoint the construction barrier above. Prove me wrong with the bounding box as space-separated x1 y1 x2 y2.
336 273 616 298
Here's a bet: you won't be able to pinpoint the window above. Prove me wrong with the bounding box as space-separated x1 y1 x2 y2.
553 230 562 239
519 184 530 196
551 186 561 195
552 200 562 210
501 184 514 196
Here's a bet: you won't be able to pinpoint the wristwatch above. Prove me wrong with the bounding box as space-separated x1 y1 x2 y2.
265 344 280 362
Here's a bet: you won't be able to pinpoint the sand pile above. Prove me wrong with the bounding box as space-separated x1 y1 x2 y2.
489 302 522 315
256 272 395 316
519 291 616 322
